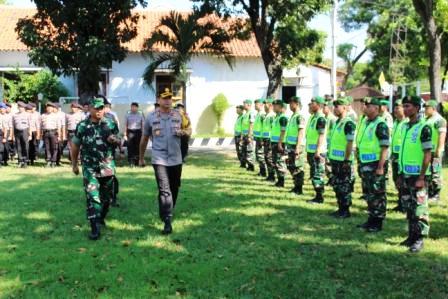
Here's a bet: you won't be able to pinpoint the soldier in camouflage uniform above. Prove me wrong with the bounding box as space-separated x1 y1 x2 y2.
234 105 245 168
391 99 407 212
328 97 356 218
253 99 267 176
356 98 390 232
424 100 446 202
355 98 368 200
380 99 394 133
284 96 305 194
323 98 337 186
270 99 289 187
305 96 327 204
262 99 276 181
241 99 256 171
71 97 121 240
398 95 432 253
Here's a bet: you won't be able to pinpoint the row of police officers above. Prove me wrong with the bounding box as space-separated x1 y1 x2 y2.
234 95 446 253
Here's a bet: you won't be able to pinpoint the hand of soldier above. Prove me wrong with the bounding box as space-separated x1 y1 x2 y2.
415 176 425 189
72 164 79 175
2 138 6 143
123 135 128 141
107 135 121 145
435 149 442 158
278 142 283 152
314 152 320 160
28 136 32 141
375 166 384 176
139 159 146 167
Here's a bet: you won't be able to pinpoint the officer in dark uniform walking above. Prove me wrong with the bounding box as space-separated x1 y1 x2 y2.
41 102 60 167
139 88 190 235
124 102 145 167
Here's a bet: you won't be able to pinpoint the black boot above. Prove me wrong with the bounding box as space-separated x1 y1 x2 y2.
88 219 101 240
259 167 267 177
266 172 276 182
162 218 173 235
307 192 323 204
337 206 351 219
366 218 383 233
274 177 285 187
400 225 414 247
239 163 246 168
357 217 373 229
247 164 255 171
329 207 341 217
409 237 424 253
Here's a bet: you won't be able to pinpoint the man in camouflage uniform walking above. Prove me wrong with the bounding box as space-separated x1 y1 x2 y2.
262 99 276 181
399 95 432 253
253 99 267 176
71 97 121 240
305 96 327 204
424 100 446 202
356 98 390 232
328 97 356 218
284 96 305 195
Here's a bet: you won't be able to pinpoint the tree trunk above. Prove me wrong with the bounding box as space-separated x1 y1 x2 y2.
78 67 101 104
427 18 442 101
265 56 283 98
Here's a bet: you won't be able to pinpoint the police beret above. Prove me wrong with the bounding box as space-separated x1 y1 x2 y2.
28 102 36 108
243 99 253 105
364 97 382 106
289 96 301 104
311 96 325 104
402 95 421 106
25 104 33 110
46 102 56 108
17 101 27 108
254 99 265 104
424 99 438 108
71 102 83 109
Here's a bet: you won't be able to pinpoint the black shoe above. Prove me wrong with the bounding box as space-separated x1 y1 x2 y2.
366 218 383 233
247 165 255 171
290 186 303 195
259 168 267 177
99 218 106 227
240 164 246 168
162 220 173 235
400 236 414 247
409 238 424 253
392 205 405 213
329 210 340 217
337 209 351 219
357 218 372 229
88 219 101 240
111 199 120 207
266 174 276 182
306 197 323 204
274 178 284 187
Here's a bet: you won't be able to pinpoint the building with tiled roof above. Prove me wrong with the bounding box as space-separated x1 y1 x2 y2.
0 6 341 134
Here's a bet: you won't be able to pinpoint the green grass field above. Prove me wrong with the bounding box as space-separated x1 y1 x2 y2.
0 151 447 298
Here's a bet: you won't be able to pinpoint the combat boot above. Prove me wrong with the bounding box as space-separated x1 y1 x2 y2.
247 164 255 171
357 217 373 229
274 177 284 187
259 167 267 177
293 173 304 195
239 163 246 168
366 218 383 233
162 218 173 235
337 206 351 219
409 237 424 253
88 219 101 240
266 173 276 182
307 192 324 204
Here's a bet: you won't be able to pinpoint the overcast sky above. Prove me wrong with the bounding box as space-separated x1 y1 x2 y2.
7 0 369 64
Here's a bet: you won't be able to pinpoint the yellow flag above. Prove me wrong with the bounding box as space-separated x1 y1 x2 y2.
378 72 386 89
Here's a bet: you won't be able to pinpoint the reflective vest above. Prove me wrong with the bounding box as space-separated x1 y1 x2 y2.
262 112 275 139
358 117 385 163
234 114 244 136
285 113 302 145
270 113 287 143
399 119 430 175
328 117 355 161
391 119 407 154
305 112 326 153
253 111 265 138
241 111 253 135
355 115 367 148
425 114 444 152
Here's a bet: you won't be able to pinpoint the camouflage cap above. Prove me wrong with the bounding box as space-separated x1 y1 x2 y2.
364 97 382 106
289 96 301 104
243 99 253 105
379 99 389 106
402 95 421 106
395 99 403 106
333 97 350 106
254 98 265 104
90 97 105 109
236 105 244 109
345 96 354 103
310 96 325 104
264 98 274 104
424 99 438 108
273 99 287 108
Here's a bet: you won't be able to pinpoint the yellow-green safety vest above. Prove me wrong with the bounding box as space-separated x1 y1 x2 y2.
355 115 367 148
285 113 302 145
270 113 287 143
306 112 326 153
358 117 385 163
262 112 275 139
328 117 355 161
234 114 244 136
425 114 443 153
391 119 407 154
399 118 430 175
253 111 265 138
241 111 252 135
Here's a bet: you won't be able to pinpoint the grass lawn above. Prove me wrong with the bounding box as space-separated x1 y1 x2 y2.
0 151 448 298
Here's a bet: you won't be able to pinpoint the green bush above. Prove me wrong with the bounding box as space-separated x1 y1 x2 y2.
2 69 69 104
211 93 230 133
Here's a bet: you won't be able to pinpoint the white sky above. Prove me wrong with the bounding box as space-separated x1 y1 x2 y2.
7 0 369 64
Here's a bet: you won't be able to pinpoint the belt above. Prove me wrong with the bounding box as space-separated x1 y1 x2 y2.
14 129 28 132
44 129 57 133
68 130 75 133
127 129 142 132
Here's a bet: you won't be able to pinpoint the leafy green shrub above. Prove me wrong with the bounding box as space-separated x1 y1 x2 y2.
211 93 230 133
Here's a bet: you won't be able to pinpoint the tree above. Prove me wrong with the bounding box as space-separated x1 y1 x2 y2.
193 0 328 97
412 0 443 101
16 0 147 102
142 8 234 87
211 93 230 134
337 43 367 90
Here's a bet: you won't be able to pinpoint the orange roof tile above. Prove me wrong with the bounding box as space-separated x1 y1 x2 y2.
0 6 261 57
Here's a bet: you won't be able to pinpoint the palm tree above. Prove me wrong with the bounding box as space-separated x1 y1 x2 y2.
142 9 235 86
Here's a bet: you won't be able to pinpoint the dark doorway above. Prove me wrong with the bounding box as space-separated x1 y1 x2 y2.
282 86 296 102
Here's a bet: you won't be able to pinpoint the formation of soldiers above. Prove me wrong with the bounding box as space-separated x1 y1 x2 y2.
234 95 446 253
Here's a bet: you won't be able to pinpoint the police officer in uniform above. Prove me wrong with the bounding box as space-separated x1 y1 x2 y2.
55 103 66 166
66 102 85 161
328 97 356 218
0 103 7 166
391 99 407 212
12 101 31 168
4 103 15 163
305 96 327 204
262 98 276 181
253 99 267 176
139 88 190 235
175 103 192 162
71 97 121 240
398 95 432 253
270 99 289 187
124 102 145 167
424 100 446 202
284 96 306 195
234 105 245 167
26 103 41 165
241 99 256 171
356 98 390 232
41 102 60 167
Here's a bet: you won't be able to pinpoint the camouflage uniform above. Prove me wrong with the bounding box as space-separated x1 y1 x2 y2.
285 113 306 193
72 116 119 221
325 112 337 185
263 111 276 180
425 113 446 200
306 113 327 201
359 117 390 223
271 114 288 184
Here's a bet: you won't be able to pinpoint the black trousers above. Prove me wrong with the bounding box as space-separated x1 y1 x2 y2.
127 129 142 165
57 136 65 164
43 130 58 162
14 129 29 163
7 139 15 160
181 136 190 161
28 131 38 162
153 164 183 221
0 134 4 164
